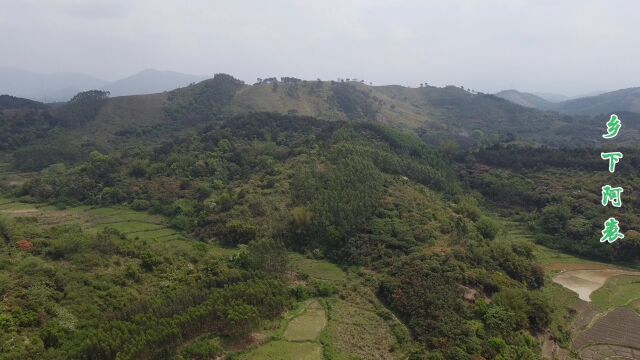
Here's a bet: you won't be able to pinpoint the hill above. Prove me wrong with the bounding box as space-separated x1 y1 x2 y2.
101 69 209 97
495 89 554 110
2 75 639 359
0 95 45 109
552 87 640 116
0 111 551 359
532 92 569 103
172 76 609 148
6 74 640 173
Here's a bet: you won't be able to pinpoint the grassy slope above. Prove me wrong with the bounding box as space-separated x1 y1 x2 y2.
591 275 640 311
40 92 171 151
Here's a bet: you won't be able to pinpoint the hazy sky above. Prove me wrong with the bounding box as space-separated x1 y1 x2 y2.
1 0 638 95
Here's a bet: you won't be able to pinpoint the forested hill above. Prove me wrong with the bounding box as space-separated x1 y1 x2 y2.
0 95 45 110
4 74 639 173
1 112 551 359
3 74 638 359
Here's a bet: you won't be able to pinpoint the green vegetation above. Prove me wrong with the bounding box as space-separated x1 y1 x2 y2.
241 341 322 360
468 145 640 264
591 275 640 311
6 76 640 359
282 301 326 341
0 202 292 360
0 110 558 359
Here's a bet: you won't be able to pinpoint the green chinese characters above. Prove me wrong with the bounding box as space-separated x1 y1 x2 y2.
601 151 622 173
599 114 624 243
601 217 624 243
602 114 622 139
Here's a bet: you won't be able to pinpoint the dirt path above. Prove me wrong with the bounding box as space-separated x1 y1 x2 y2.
552 269 640 302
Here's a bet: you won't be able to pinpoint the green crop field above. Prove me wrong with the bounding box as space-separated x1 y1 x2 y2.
283 301 326 342
240 341 322 360
289 253 347 282
591 275 640 311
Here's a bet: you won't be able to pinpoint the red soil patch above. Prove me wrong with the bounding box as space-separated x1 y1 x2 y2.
16 239 33 251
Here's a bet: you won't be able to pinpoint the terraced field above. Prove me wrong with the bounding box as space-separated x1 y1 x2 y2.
579 344 640 360
283 301 327 342
0 198 239 264
573 308 640 359
238 254 410 359
241 300 326 360
0 198 185 242
498 216 640 360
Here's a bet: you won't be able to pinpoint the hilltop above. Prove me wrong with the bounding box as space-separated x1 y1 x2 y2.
495 90 554 110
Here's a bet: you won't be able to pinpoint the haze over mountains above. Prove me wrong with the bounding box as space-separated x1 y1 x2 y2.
0 67 209 102
496 88 640 116
3 65 638 119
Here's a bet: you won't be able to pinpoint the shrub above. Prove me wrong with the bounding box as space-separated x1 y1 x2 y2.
181 336 223 360
130 199 151 211
476 217 501 240
221 220 257 245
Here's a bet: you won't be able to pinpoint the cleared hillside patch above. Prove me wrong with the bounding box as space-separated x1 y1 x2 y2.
283 300 326 342
240 340 322 360
289 253 347 282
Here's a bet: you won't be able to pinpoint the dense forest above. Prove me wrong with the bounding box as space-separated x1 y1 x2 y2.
1 109 555 359
468 145 640 263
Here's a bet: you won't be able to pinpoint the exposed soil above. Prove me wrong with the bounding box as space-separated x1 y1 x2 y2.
539 331 569 360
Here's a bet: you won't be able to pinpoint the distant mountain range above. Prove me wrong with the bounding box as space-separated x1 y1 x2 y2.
101 69 209 97
0 67 209 102
495 88 640 116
